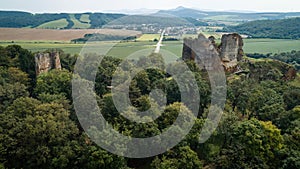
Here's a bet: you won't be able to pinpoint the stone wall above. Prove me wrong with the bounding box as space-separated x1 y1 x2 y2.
35 52 61 75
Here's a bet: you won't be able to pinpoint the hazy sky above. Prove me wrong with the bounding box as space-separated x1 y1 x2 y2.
0 0 299 13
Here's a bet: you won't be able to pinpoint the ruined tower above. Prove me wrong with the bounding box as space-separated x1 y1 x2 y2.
35 52 62 75
182 33 244 71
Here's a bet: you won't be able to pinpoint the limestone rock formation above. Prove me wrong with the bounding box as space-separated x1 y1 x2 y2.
182 33 244 71
35 52 61 75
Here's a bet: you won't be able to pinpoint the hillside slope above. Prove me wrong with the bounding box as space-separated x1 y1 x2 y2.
0 11 125 29
222 17 300 39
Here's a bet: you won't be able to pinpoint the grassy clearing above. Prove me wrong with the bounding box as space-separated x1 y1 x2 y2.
136 34 161 41
79 14 91 23
37 19 69 29
69 14 91 29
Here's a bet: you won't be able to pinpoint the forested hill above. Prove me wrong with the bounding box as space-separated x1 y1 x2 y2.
222 17 300 39
0 11 125 29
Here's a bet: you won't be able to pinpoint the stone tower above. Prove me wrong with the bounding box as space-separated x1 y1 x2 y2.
182 33 244 71
219 33 244 62
35 52 62 75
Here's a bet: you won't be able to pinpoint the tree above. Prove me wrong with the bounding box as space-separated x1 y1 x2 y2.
218 118 284 169
0 97 79 168
248 86 285 122
151 146 203 169
34 69 72 99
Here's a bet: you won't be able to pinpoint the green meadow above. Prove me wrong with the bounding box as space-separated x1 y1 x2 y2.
37 19 69 29
69 14 91 29
0 38 299 58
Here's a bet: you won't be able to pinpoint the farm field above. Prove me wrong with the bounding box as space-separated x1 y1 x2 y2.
0 28 140 41
243 39 300 54
136 34 161 41
0 37 299 58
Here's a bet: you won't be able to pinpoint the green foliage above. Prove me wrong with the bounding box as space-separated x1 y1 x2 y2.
72 33 136 43
0 11 124 28
218 119 284 169
0 11 69 28
34 69 72 99
151 146 203 169
223 17 300 39
0 97 79 168
0 45 299 168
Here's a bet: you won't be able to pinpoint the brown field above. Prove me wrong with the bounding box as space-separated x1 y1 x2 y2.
0 28 141 41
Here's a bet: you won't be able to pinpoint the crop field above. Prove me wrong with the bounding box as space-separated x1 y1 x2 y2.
243 39 300 54
136 34 161 41
0 28 140 41
0 36 299 58
37 19 69 29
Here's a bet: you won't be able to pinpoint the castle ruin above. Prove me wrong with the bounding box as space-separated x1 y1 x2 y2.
35 52 61 75
182 33 244 71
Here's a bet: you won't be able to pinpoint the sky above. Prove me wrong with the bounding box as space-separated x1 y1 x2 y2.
0 0 299 13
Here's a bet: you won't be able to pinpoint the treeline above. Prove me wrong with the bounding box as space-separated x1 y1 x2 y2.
221 17 300 39
71 33 137 43
0 11 124 28
0 45 299 168
247 50 300 70
0 11 69 28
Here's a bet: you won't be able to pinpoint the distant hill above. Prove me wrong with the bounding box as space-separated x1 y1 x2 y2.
156 6 300 24
0 11 208 29
0 11 125 29
103 15 208 27
2 8 300 29
221 17 300 39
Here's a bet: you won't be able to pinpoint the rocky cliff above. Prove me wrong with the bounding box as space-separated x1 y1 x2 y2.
35 52 61 75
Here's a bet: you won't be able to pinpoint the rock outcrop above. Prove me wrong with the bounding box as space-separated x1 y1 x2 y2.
35 52 61 75
182 33 244 71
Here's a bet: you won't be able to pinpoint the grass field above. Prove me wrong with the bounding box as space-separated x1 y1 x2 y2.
136 34 161 41
243 39 300 54
69 14 91 29
37 19 69 29
79 14 91 23
0 37 299 58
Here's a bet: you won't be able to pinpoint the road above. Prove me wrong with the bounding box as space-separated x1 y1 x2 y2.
154 29 165 53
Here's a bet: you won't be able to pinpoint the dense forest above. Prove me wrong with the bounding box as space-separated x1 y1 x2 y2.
221 17 300 39
0 45 299 168
0 11 125 28
247 50 300 70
